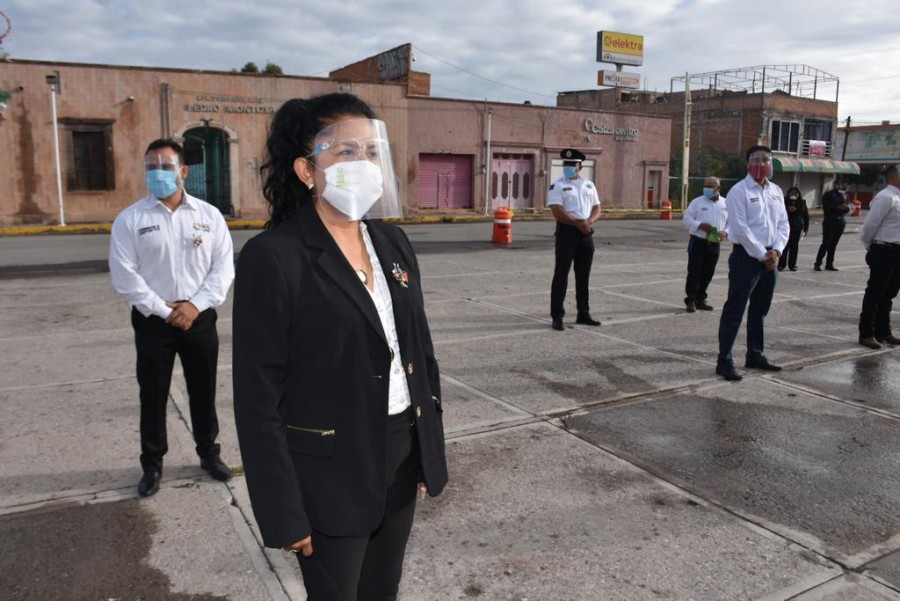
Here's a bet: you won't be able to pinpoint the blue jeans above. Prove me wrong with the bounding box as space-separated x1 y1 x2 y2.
717 246 777 366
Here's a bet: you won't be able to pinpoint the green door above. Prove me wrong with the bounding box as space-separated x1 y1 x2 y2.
183 127 231 215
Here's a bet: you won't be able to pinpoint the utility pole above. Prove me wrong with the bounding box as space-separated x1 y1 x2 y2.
841 115 851 161
681 73 691 211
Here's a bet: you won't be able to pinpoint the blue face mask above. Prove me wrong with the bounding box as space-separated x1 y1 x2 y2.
702 187 716 199
146 170 179 199
563 166 578 179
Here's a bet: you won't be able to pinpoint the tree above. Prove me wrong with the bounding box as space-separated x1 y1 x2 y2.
240 62 259 73
261 62 283 76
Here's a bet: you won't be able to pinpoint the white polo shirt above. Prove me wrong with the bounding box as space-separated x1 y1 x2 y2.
109 192 235 319
547 176 600 220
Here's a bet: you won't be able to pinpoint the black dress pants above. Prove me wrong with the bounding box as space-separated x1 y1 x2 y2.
131 307 221 472
815 217 845 267
297 411 421 601
859 245 900 339
684 236 720 304
778 222 804 270
550 223 595 320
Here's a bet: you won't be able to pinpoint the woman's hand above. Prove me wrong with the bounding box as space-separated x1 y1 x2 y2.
284 535 313 557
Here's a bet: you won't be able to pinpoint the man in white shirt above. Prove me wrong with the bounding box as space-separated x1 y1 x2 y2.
857 165 900 349
548 148 602 331
682 176 728 313
109 139 235 497
715 145 789 381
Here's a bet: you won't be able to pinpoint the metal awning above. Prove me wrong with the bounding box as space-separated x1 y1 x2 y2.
773 156 860 174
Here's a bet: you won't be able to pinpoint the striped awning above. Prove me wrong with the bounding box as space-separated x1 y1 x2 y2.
773 156 860 174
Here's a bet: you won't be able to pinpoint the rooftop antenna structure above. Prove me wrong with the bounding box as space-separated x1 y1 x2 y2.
0 11 10 59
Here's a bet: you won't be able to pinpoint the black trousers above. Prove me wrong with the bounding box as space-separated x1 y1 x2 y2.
684 236 720 303
778 222 804 270
550 223 595 320
297 411 421 601
131 307 221 472
815 217 845 267
859 245 900 339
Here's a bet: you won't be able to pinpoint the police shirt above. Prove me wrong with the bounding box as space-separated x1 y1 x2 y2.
859 184 900 248
548 176 600 220
109 192 235 319
725 174 789 261
683 194 728 239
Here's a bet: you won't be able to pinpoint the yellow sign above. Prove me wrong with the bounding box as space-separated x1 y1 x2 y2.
597 31 644 66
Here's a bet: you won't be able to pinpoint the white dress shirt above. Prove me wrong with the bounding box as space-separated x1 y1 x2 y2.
725 174 789 261
109 192 235 318
547 176 600 219
683 194 728 239
360 222 412 416
859 184 900 249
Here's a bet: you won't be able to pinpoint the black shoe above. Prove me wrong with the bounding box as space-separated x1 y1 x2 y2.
575 314 601 326
859 337 882 349
138 469 161 497
715 363 743 381
777 266 785 272
814 264 822 271
789 266 798 271
685 300 696 313
825 265 838 271
695 301 714 311
551 318 565 331
745 356 782 371
201 456 233 481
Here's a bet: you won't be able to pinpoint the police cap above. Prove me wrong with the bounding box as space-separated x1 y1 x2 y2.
560 148 586 164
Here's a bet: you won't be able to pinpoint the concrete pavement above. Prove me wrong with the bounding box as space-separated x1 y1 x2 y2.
3 215 900 600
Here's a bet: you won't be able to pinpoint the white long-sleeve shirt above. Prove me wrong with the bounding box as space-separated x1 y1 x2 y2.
859 184 900 249
109 193 234 319
725 175 789 261
683 194 728 239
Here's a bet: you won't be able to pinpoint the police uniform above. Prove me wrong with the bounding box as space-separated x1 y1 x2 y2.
548 148 601 329
815 185 849 270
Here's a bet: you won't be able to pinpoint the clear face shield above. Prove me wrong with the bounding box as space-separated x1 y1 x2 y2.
144 153 184 200
307 118 403 220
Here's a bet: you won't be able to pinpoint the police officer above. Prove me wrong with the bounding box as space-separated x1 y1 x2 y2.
814 179 851 271
548 148 601 331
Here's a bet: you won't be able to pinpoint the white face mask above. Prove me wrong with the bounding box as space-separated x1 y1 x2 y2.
319 160 384 220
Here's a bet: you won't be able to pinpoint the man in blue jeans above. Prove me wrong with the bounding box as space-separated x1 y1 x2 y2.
715 145 790 381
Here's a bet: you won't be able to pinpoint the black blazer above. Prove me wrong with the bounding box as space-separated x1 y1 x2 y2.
232 201 448 548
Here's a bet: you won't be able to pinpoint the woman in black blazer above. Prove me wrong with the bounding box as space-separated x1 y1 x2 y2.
233 93 447 600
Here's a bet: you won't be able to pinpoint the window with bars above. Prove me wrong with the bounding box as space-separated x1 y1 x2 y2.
770 120 800 153
62 121 115 191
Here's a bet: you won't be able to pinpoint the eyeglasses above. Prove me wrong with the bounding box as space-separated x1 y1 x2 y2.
309 138 389 163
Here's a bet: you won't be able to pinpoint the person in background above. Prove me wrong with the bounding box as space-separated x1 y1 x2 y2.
857 165 900 349
715 145 789 381
109 139 235 498
814 179 851 271
778 186 809 272
232 93 447 600
682 176 728 312
548 148 602 331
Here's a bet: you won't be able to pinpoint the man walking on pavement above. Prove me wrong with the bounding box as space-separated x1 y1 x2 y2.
548 148 602 331
814 179 851 271
109 139 235 497
682 176 728 313
715 145 789 381
858 165 900 349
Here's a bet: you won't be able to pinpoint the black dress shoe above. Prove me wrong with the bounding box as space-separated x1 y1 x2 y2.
715 363 743 381
745 356 782 371
789 266 798 271
825 265 839 271
695 301 714 311
138 470 161 497
813 264 822 271
575 314 601 326
876 334 900 345
685 300 696 313
777 266 785 272
551 318 565 331
201 457 233 481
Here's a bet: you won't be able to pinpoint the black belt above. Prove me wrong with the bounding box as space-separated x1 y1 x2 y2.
733 245 773 251
873 241 900 249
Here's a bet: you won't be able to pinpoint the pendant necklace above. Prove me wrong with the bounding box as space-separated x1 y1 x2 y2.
355 242 368 286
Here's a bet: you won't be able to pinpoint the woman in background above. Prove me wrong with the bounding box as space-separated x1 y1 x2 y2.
778 186 809 271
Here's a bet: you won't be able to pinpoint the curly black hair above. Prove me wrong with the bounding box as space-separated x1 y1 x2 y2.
260 93 378 228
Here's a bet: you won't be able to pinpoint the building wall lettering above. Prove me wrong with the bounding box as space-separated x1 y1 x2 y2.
584 118 639 141
186 94 275 114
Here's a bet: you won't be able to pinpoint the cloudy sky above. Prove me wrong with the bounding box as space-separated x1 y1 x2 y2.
2 0 896 123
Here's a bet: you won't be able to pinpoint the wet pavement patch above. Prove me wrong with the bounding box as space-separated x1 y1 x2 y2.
0 500 227 600
565 385 900 559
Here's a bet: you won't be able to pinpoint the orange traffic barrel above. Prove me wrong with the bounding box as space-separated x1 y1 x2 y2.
660 199 672 220
492 207 513 244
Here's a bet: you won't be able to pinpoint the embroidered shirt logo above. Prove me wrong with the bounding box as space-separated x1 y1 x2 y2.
138 225 160 236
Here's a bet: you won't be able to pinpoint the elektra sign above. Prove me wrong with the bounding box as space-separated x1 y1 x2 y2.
584 118 638 142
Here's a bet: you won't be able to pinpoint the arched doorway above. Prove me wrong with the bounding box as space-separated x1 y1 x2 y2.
182 125 232 214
